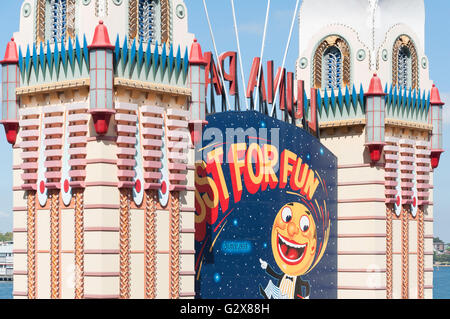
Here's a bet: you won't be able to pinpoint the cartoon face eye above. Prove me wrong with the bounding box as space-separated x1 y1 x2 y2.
300 215 310 232
281 207 292 223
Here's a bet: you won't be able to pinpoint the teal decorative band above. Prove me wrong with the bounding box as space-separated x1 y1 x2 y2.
18 35 90 81
114 36 189 80
16 35 189 87
308 84 430 124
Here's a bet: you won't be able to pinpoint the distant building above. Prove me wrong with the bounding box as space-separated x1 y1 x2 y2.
0 242 13 281
433 241 445 254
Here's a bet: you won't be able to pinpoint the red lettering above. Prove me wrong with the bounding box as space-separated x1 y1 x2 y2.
267 63 286 110
286 72 294 114
205 52 223 95
296 80 304 119
243 143 264 194
261 144 279 191
279 150 297 189
228 143 247 203
206 148 230 213
219 51 237 96
246 57 267 101
309 88 318 135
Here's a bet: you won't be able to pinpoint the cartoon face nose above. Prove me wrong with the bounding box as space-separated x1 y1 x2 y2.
287 221 299 237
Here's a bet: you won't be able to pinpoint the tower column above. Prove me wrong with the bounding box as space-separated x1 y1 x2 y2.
88 20 115 136
429 84 444 169
0 38 20 145
364 73 386 163
188 39 207 146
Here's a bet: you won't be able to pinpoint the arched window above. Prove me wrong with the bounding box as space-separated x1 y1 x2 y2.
313 35 350 90
323 46 342 90
393 35 418 89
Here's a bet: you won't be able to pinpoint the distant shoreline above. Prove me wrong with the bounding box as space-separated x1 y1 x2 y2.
434 264 450 267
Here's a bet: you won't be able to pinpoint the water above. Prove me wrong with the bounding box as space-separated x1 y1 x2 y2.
0 268 448 299
0 282 12 299
434 266 450 299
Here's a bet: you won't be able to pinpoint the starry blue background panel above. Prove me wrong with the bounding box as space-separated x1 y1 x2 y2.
195 111 338 299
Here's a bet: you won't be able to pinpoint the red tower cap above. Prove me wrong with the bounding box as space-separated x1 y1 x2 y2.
0 38 19 64
0 120 19 145
430 84 444 106
89 21 115 50
189 39 207 66
365 73 386 96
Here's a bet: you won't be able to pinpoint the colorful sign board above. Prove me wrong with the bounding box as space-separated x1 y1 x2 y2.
194 111 337 299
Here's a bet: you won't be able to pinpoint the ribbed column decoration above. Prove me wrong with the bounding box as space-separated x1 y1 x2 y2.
50 191 61 299
145 190 157 299
27 191 36 299
417 207 425 299
386 205 393 299
401 207 409 299
128 0 138 40
66 0 76 38
119 189 131 299
169 192 180 299
35 0 46 44
161 0 171 44
74 190 85 299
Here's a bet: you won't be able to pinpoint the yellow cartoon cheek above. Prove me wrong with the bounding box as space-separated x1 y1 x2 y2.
310 243 316 255
309 233 317 254
275 217 286 231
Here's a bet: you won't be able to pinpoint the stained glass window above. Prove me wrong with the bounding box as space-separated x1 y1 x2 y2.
397 46 411 88
392 36 418 89
323 46 342 90
138 0 156 43
49 0 67 43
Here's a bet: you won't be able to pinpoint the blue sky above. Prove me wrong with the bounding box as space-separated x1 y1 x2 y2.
0 1 448 241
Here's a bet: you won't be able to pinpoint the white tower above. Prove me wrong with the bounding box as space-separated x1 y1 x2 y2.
296 0 443 299
7 1 199 299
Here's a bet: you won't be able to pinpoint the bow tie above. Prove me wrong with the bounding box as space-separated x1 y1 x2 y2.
285 276 294 282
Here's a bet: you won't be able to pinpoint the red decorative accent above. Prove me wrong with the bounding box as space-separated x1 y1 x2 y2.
161 181 167 195
188 120 208 145
189 39 207 66
413 197 417 208
39 181 45 194
0 38 18 64
365 73 386 96
89 110 115 135
0 120 19 145
219 51 237 96
367 143 385 163
88 20 115 50
135 179 141 193
430 150 444 169
396 196 401 207
64 179 70 193
430 84 444 106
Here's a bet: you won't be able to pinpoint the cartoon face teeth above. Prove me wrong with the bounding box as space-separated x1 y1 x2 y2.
277 233 307 265
271 202 318 276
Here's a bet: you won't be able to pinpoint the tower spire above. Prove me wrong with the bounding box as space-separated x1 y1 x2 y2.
89 20 114 50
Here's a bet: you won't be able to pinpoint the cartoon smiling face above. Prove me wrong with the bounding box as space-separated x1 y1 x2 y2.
271 202 317 276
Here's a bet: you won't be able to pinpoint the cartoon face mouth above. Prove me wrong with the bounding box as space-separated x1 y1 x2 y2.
277 233 307 265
